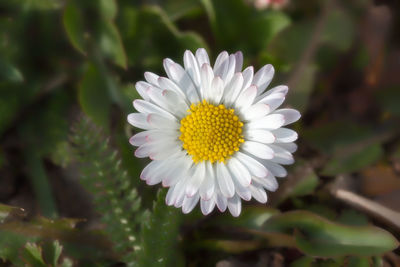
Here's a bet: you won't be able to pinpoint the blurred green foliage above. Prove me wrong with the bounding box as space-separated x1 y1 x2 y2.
0 0 399 266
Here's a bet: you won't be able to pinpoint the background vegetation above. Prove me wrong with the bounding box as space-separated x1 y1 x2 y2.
1 0 400 266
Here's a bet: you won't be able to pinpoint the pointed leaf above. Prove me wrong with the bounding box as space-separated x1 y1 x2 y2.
264 210 399 257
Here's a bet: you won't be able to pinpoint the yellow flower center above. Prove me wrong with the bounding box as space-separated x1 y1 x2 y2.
179 100 244 164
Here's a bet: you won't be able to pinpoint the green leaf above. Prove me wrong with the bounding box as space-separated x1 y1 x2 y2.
99 0 117 20
138 189 184 267
78 63 111 127
303 121 372 154
46 240 63 267
98 20 127 69
17 0 62 10
145 6 207 51
23 243 47 267
70 117 146 264
274 161 320 205
251 10 291 50
290 256 313 267
205 0 290 53
267 20 313 65
347 257 370 267
63 2 86 55
337 209 368 226
321 143 383 175
197 239 265 254
0 231 36 265
0 59 24 83
121 5 207 70
264 210 399 257
163 0 202 21
0 204 25 224
211 206 279 230
24 149 58 218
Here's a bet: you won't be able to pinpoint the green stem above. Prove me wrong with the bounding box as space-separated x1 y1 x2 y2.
25 149 58 218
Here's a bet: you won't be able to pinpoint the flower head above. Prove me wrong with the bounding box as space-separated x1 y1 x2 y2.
128 49 300 216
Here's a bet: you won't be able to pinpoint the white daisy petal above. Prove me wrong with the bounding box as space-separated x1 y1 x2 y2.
200 198 216 215
274 108 301 126
223 72 244 105
144 72 160 86
174 181 187 208
227 194 242 217
143 159 176 185
249 184 268 203
210 76 224 104
129 49 300 216
166 185 177 206
244 129 275 144
195 48 210 66
200 63 214 102
241 103 270 121
140 160 163 181
227 157 251 187
252 173 279 192
182 193 200 214
252 64 274 97
235 85 257 110
257 85 289 101
162 156 192 187
242 66 254 91
200 162 215 200
163 58 200 103
161 90 189 117
269 144 294 165
276 142 298 153
216 192 228 212
166 176 188 206
257 93 285 112
216 162 235 198
134 140 180 160
133 99 175 120
184 50 201 88
222 54 236 85
234 51 243 73
235 151 268 178
262 161 288 177
135 81 152 101
147 113 179 130
185 162 206 197
213 51 229 77
143 130 178 143
241 141 274 160
271 128 298 143
157 77 187 100
246 114 285 130
127 113 151 130
129 131 148 146
232 177 251 201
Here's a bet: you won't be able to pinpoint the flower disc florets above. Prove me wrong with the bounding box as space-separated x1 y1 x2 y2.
179 100 244 163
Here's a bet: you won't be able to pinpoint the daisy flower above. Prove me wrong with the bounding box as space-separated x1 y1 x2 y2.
128 49 300 217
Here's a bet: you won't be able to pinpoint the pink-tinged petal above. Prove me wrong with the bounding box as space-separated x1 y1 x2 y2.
274 109 301 126
234 51 243 72
227 194 242 217
252 64 274 96
195 48 210 66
